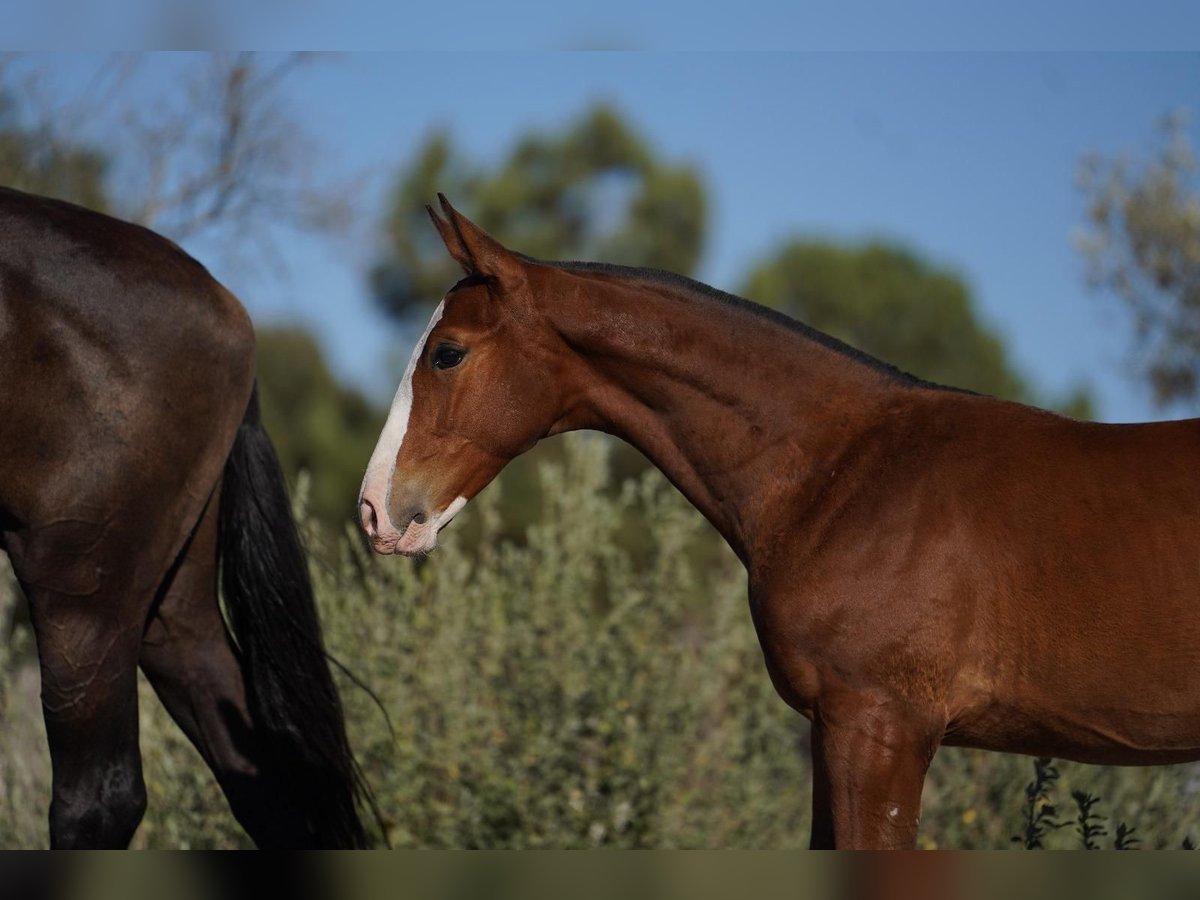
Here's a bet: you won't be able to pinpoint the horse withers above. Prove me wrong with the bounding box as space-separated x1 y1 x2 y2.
0 187 366 848
360 195 1200 849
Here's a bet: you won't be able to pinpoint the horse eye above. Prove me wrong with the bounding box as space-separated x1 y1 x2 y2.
431 345 466 370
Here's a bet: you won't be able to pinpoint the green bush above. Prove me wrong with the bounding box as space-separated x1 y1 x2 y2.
2 435 1199 848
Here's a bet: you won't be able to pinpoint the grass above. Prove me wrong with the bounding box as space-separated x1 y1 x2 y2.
2 434 1199 848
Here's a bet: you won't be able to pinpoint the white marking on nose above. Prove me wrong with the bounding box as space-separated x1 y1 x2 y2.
359 300 445 528
435 495 468 531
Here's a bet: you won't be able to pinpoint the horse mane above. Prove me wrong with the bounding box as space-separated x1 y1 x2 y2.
520 254 976 396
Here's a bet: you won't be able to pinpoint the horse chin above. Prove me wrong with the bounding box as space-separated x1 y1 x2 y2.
394 542 435 559
368 528 435 557
392 524 438 557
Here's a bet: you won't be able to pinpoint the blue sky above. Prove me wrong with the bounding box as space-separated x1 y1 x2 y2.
260 2 1200 51
15 52 1200 422
8 2 1200 51
168 52 1196 423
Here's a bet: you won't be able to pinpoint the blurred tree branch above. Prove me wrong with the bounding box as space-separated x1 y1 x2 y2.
1077 111 1200 407
0 52 359 272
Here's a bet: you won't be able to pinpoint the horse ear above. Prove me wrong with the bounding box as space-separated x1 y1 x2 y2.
425 202 474 274
432 193 523 281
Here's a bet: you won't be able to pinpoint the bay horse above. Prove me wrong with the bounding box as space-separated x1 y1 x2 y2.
361 195 1200 849
0 187 366 847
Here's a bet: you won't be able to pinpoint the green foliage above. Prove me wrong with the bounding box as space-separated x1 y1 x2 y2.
1078 111 1200 407
3 439 1200 849
371 104 706 322
1002 757 1192 851
1072 790 1107 849
1013 757 1067 849
255 327 385 532
1113 822 1140 850
0 554 44 850
740 240 1093 416
0 91 110 211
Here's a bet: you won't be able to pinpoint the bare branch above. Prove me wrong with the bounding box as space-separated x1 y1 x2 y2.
1 53 361 276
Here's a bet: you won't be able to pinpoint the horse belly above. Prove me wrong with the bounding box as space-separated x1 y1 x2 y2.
951 552 1200 765
946 693 1200 766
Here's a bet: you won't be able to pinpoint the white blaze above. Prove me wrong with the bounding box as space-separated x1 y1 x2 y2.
361 301 467 537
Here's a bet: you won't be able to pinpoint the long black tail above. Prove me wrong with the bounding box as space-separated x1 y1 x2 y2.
218 385 368 848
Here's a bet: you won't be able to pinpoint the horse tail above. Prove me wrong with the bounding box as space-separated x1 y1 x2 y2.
217 384 369 848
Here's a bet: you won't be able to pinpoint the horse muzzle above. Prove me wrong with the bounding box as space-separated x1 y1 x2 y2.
359 493 466 557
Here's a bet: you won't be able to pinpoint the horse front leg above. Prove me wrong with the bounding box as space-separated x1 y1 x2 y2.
809 697 942 849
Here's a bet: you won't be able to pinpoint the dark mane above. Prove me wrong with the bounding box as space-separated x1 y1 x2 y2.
521 255 976 396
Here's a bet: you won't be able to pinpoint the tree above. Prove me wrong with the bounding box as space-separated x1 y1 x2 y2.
740 240 1093 417
372 104 706 323
0 90 110 211
1077 112 1200 408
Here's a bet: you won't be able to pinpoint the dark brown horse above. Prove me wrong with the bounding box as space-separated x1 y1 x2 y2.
361 195 1200 849
0 187 366 848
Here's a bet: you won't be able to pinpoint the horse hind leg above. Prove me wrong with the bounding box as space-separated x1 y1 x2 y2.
12 532 150 848
138 486 317 848
9 471 229 846
30 612 145 848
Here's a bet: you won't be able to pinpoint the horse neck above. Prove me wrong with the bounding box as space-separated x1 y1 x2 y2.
541 267 904 564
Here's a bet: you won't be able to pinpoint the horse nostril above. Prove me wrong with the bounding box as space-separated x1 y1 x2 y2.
360 498 379 537
412 512 427 526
